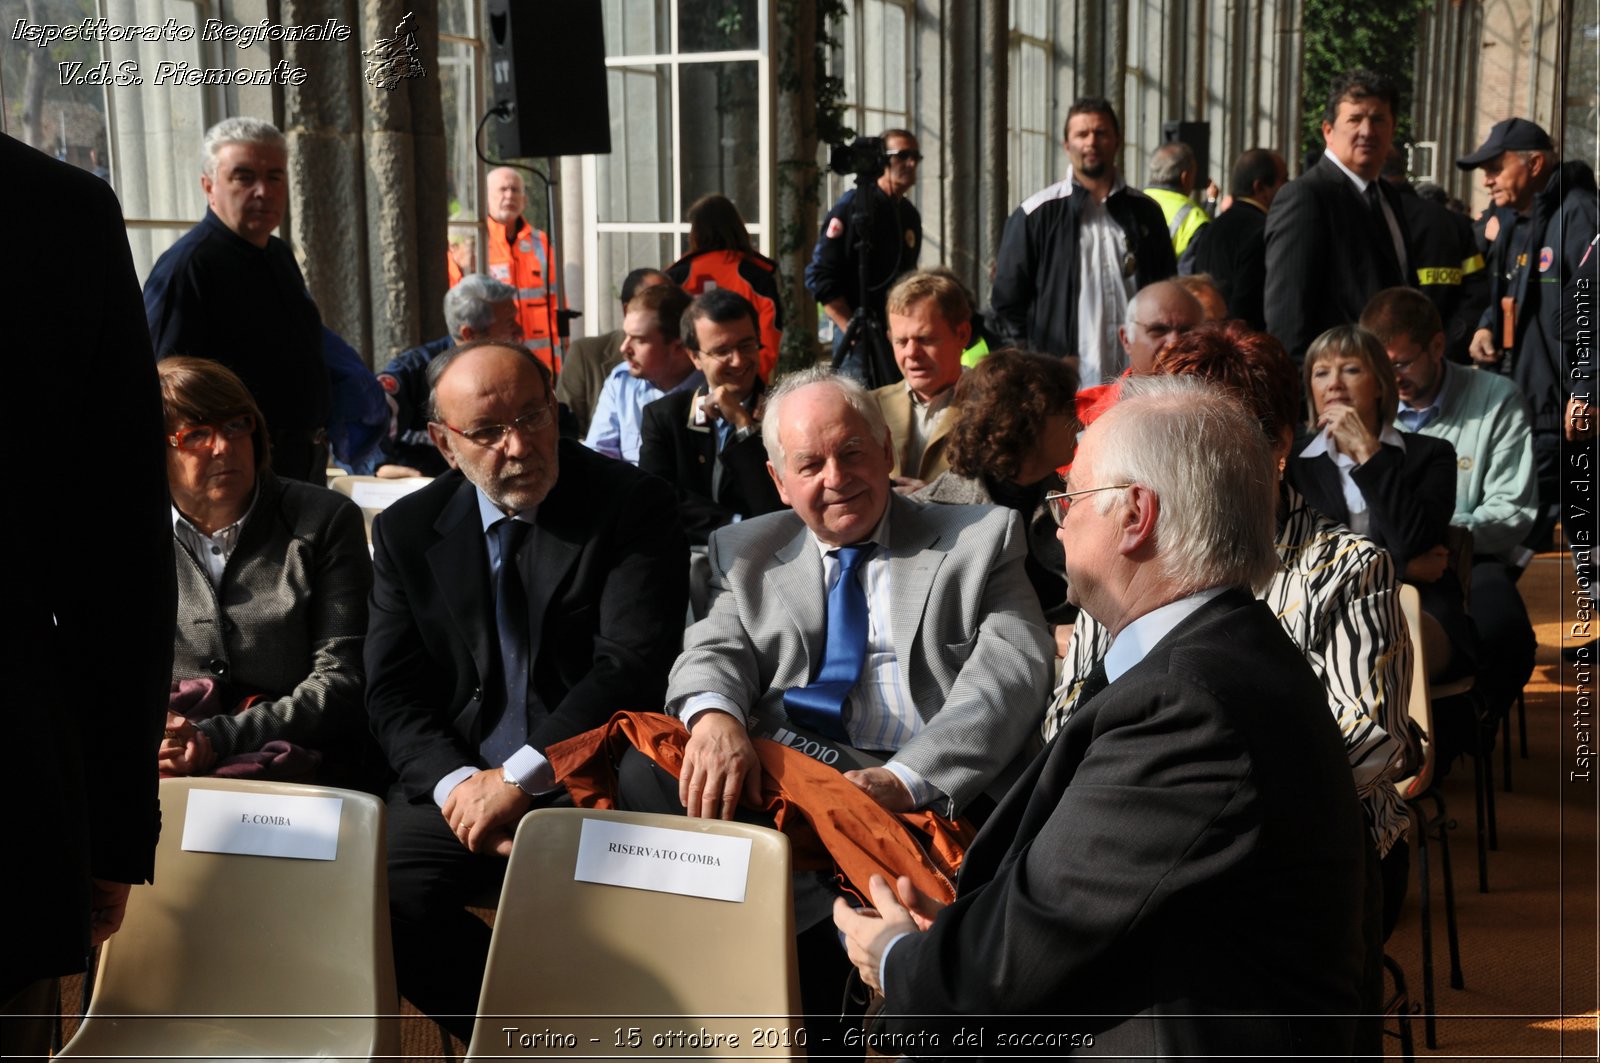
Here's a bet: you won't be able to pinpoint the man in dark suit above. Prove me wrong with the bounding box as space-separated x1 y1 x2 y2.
3 134 175 1053
1265 70 1414 364
639 289 785 544
365 341 688 1040
835 377 1368 1057
1186 147 1287 329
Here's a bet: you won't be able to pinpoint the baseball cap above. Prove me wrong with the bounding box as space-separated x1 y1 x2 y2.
1456 117 1554 170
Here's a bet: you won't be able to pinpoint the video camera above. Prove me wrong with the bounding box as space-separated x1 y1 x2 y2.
828 136 886 181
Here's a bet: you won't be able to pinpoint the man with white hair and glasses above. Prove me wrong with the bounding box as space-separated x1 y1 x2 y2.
837 376 1367 1056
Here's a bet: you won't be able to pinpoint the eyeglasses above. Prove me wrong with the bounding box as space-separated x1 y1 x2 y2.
168 414 256 453
699 339 763 361
1044 483 1134 526
435 405 554 449
885 149 923 163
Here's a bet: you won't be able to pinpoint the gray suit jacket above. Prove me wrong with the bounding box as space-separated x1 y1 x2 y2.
666 493 1052 815
173 473 372 761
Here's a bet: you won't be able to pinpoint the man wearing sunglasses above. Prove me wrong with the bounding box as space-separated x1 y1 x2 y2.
806 129 924 348
365 340 688 1042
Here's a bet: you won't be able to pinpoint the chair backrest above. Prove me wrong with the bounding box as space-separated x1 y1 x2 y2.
61 778 397 1061
1396 584 1437 799
329 474 432 540
466 808 800 1061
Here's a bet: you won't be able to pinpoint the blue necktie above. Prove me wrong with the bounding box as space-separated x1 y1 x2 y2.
784 543 875 741
480 518 531 765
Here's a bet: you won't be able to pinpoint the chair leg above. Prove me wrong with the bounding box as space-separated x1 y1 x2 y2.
1517 690 1528 759
1470 746 1490 893
1480 714 1499 852
1382 954 1416 1063
1430 791 1466 990
1502 708 1513 792
1411 804 1439 1050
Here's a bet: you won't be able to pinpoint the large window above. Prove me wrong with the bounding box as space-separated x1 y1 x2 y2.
820 0 912 213
441 0 485 277
1008 0 1056 205
2 0 251 283
582 0 770 334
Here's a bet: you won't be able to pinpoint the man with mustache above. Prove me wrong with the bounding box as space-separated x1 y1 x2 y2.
1264 69 1415 365
989 96 1176 385
145 117 331 483
365 340 688 1041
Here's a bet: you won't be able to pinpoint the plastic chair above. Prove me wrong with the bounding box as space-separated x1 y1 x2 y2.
58 777 398 1063
1397 584 1466 1050
330 473 432 540
465 808 801 1061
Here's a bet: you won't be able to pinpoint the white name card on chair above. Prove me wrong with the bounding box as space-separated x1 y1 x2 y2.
574 819 752 902
181 790 343 861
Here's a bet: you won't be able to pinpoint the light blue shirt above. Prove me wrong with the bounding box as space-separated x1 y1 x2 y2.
1397 359 1457 433
583 362 703 464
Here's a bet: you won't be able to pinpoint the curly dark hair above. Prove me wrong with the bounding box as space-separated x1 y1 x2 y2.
946 349 1079 482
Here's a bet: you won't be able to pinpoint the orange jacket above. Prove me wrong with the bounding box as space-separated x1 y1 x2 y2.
665 249 784 381
547 711 974 906
478 215 563 372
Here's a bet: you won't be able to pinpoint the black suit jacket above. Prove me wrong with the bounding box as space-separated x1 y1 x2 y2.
1286 433 1457 571
878 590 1367 1059
1264 157 1413 363
1187 198 1268 329
1288 432 1475 659
365 440 688 801
638 384 786 545
6 134 175 997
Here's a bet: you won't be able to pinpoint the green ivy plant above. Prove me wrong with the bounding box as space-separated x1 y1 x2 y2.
772 0 853 375
1299 0 1427 164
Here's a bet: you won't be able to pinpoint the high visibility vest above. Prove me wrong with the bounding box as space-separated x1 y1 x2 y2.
476 215 563 372
1144 186 1210 257
665 249 784 381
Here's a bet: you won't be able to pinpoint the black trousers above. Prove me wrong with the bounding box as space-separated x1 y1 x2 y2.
385 787 569 1044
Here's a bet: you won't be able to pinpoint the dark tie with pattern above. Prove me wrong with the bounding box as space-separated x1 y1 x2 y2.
783 543 876 741
1076 659 1111 708
480 518 532 764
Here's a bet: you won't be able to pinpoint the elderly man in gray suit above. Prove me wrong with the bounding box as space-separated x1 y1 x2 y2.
622 365 1051 1037
664 365 1052 822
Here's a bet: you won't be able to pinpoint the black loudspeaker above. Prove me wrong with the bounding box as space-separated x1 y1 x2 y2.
487 0 612 158
1161 120 1210 186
